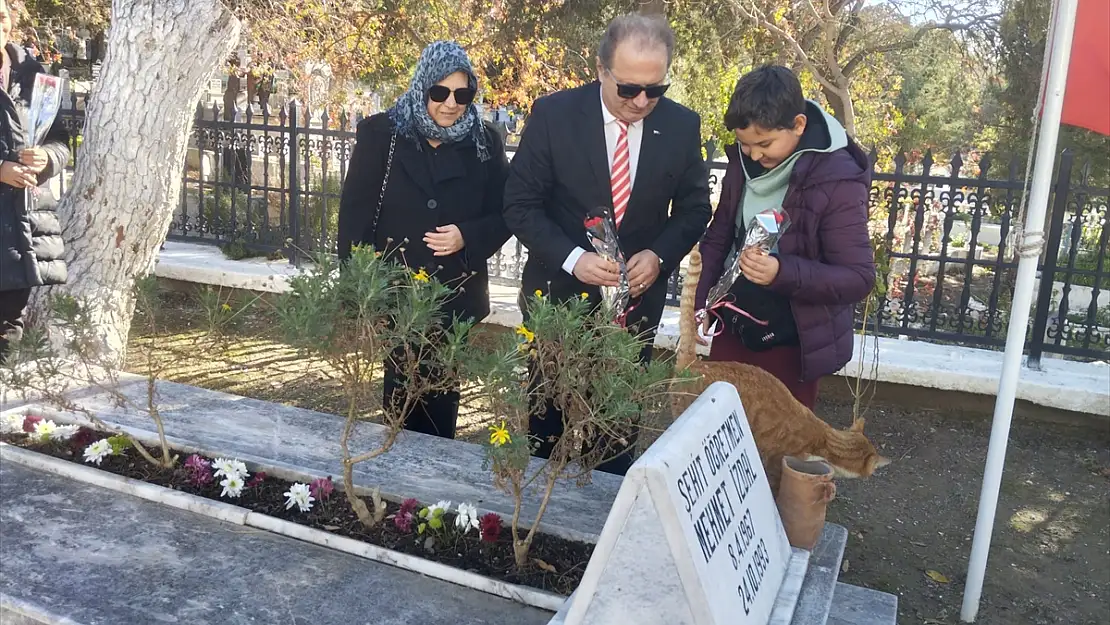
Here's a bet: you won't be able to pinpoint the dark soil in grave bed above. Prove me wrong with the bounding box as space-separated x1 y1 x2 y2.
2 430 592 596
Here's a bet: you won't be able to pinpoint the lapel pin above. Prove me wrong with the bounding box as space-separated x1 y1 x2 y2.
653 129 661 135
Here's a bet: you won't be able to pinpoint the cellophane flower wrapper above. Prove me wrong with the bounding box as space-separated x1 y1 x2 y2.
583 208 631 323
27 74 62 148
19 74 63 207
704 208 792 310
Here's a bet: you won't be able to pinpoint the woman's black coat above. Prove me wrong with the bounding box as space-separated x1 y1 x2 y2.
337 112 511 323
0 43 70 292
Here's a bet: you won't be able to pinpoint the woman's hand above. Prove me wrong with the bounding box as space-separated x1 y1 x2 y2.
1 161 38 188
424 224 465 256
739 248 780 286
19 148 49 174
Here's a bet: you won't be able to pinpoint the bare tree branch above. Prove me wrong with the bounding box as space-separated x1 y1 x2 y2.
731 0 841 94
841 13 999 78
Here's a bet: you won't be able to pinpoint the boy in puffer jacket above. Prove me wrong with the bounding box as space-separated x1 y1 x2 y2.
694 65 875 408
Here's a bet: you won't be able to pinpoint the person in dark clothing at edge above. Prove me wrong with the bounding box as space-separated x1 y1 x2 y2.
694 65 875 409
336 41 511 440
0 0 70 362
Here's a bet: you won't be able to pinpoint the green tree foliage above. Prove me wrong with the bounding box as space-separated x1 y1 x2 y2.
891 29 991 159
988 0 1109 181
14 0 110 32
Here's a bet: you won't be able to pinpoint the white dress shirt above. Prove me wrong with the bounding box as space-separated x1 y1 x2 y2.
561 90 645 275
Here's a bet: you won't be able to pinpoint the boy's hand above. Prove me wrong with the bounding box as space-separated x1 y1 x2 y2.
697 314 712 346
740 248 780 286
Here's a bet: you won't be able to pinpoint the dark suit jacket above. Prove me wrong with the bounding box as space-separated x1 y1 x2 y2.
503 82 711 335
336 113 511 323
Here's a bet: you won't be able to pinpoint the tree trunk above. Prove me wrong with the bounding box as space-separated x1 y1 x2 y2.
840 88 857 138
820 82 857 138
34 0 239 366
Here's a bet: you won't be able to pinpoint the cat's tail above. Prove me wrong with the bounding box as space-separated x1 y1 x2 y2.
676 247 702 371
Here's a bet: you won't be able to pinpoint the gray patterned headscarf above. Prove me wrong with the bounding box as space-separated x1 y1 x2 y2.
389 40 489 162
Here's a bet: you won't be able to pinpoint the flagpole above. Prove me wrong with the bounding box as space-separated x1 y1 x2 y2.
960 0 1079 621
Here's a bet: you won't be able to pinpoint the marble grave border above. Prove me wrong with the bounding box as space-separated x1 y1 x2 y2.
0 435 566 613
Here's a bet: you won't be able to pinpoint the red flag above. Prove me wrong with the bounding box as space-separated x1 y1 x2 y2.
1060 0 1110 135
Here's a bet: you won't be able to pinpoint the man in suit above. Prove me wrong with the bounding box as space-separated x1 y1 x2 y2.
503 14 712 475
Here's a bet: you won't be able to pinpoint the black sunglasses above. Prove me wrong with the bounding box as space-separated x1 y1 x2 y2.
605 67 669 100
428 85 476 105
615 82 670 100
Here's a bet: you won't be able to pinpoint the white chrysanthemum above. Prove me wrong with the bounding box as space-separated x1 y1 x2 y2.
455 502 480 534
428 500 451 516
32 420 58 442
220 475 245 498
50 424 81 441
0 413 25 434
212 457 249 480
283 483 315 513
83 439 112 465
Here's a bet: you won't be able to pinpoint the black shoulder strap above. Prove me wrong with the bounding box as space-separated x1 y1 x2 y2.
369 131 396 240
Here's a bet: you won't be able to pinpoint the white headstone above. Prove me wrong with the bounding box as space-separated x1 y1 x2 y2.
560 382 804 625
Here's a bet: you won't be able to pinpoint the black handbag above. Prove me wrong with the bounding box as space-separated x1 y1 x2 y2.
719 275 799 352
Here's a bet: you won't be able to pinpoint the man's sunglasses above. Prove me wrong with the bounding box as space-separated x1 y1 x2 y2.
428 85 476 105
615 82 670 100
605 67 669 100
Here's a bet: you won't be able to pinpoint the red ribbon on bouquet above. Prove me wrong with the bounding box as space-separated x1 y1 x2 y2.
615 298 640 329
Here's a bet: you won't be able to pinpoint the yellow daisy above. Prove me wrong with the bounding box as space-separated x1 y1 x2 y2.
515 324 535 343
220 303 232 313
489 421 512 447
412 269 430 283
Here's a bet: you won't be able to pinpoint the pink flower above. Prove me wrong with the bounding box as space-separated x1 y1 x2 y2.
393 498 420 533
479 512 502 543
22 415 43 433
246 472 267 488
309 476 334 501
184 454 213 487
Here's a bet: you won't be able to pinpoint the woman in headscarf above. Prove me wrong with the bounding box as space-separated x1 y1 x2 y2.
337 40 510 440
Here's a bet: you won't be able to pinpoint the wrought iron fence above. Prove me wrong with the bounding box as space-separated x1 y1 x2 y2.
862 150 1109 364
59 100 1109 362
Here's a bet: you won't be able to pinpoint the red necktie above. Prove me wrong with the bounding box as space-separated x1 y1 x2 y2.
611 120 630 227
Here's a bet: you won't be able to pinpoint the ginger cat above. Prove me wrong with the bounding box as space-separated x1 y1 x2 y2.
672 249 890 492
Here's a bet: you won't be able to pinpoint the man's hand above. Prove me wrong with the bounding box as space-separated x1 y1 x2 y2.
573 252 620 287
18 148 49 175
626 249 661 298
1 162 37 189
740 248 780 286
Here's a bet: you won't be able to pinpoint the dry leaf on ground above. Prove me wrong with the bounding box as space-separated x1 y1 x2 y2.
925 569 951 583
